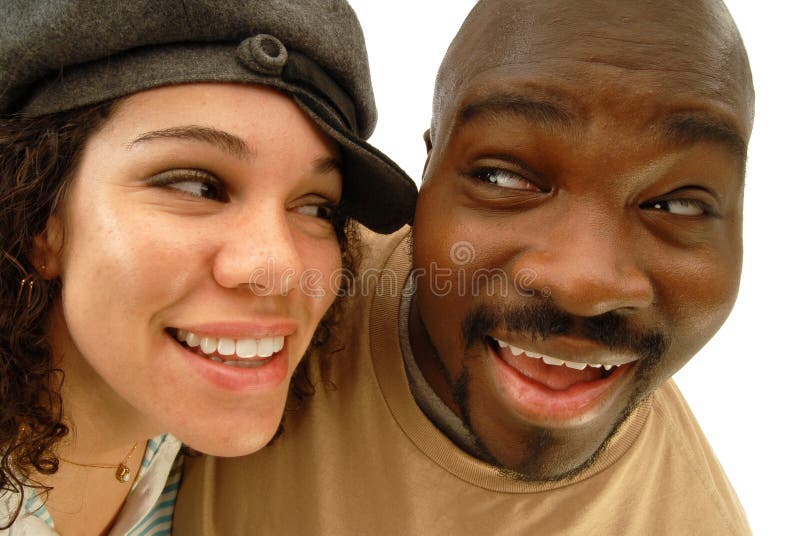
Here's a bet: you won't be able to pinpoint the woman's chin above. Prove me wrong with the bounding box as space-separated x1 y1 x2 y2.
176 415 283 457
184 432 279 457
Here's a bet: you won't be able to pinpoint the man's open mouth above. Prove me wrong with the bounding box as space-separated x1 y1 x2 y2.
487 337 625 389
485 336 637 422
167 328 284 368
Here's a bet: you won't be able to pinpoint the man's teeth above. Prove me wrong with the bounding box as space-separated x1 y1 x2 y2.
176 329 284 359
496 338 616 371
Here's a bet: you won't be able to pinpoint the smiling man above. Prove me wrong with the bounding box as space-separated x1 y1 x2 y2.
174 0 753 533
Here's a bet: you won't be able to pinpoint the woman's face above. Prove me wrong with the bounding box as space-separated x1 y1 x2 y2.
41 84 344 455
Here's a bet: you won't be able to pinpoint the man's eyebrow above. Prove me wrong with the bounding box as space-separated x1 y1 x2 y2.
128 125 255 160
456 93 576 130
661 113 748 161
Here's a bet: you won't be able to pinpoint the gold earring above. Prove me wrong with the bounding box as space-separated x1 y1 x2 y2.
18 274 35 307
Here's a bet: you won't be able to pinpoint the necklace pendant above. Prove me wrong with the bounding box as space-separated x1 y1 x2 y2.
116 463 131 483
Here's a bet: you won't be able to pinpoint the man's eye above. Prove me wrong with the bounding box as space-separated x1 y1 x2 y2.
147 169 228 201
469 167 539 191
643 199 707 216
294 203 336 221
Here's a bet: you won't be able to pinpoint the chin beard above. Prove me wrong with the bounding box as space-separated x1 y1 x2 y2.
449 344 660 482
495 395 647 482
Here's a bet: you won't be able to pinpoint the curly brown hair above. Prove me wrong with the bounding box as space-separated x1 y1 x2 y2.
0 101 358 527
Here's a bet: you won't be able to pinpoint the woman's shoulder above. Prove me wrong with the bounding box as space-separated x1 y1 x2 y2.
0 487 57 536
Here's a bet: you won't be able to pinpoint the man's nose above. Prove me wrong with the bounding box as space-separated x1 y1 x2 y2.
212 204 303 295
510 209 654 318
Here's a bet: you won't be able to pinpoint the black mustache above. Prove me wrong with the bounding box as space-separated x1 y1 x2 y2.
461 300 669 363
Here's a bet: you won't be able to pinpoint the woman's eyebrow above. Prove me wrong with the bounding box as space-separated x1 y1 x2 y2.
313 156 343 175
128 125 255 160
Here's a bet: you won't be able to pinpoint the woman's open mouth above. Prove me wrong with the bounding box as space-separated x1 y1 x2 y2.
167 328 284 368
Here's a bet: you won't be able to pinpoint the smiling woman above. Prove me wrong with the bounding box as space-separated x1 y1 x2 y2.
45 84 347 449
0 1 415 535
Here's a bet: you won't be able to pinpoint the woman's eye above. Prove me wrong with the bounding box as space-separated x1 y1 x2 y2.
147 170 228 201
169 180 215 198
294 203 335 221
644 199 707 216
469 167 539 191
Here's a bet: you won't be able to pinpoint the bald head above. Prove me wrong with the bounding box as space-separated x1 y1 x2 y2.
430 0 753 150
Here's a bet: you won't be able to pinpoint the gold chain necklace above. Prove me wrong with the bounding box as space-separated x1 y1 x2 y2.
60 442 139 483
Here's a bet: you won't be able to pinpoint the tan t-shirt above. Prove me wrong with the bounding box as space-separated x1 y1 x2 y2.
173 228 749 536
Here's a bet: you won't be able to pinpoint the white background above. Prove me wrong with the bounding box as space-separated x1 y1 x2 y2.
348 1 799 533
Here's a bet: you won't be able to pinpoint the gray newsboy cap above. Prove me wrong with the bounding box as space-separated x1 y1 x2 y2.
0 0 416 233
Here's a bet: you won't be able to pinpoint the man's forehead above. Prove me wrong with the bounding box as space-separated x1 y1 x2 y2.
436 0 753 137
449 0 741 62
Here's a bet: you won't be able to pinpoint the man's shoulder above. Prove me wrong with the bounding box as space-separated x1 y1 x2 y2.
327 224 411 339
295 224 410 394
650 380 726 453
633 380 751 534
355 224 412 273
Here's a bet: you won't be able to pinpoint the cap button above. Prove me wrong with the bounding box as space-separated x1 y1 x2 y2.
236 34 288 76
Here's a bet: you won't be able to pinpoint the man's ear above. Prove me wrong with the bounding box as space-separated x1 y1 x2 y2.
421 129 433 181
31 215 64 280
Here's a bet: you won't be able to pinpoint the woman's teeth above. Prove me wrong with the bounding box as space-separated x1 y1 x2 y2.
175 329 284 362
494 338 620 371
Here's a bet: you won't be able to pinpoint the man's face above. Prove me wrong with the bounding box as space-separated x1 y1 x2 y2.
411 0 752 479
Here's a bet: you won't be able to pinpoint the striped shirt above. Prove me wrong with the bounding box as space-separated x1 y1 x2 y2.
1 434 183 536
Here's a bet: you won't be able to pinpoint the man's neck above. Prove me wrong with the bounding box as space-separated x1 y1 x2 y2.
400 286 487 460
407 295 459 413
